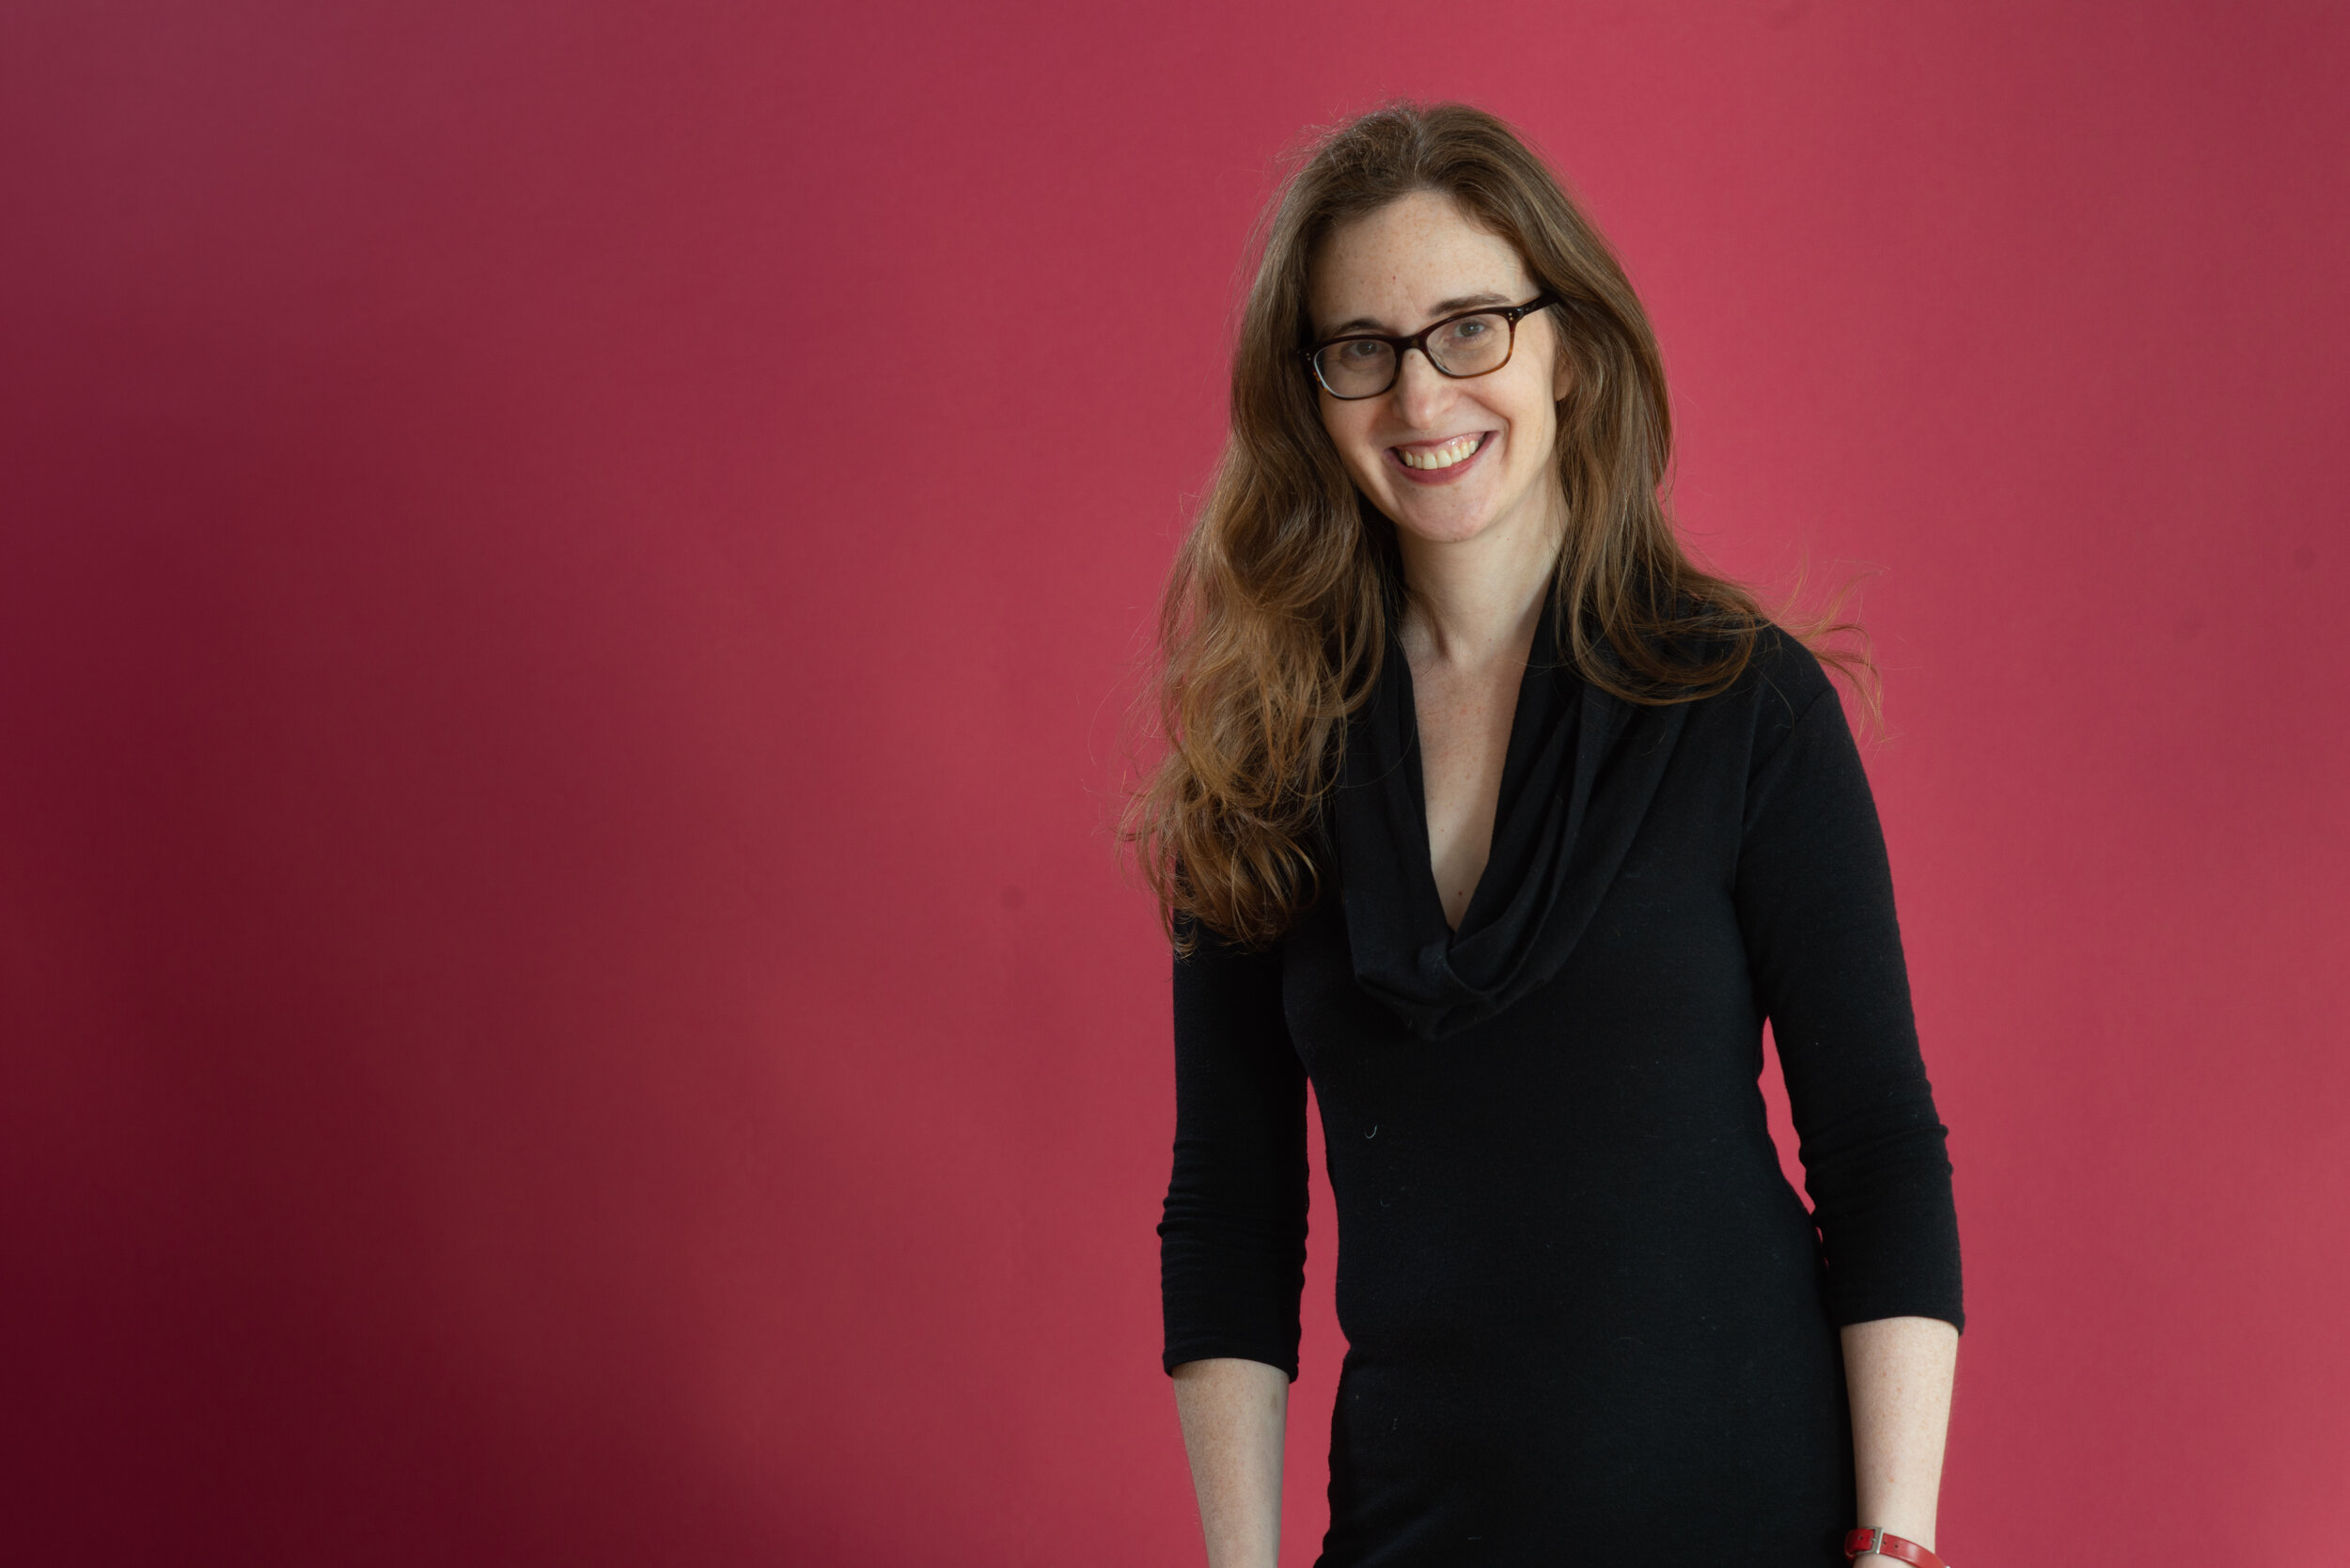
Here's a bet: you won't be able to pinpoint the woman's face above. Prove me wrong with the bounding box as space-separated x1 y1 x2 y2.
1307 190 1571 554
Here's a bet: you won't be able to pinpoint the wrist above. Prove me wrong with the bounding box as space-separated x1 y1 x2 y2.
1843 1527 1949 1568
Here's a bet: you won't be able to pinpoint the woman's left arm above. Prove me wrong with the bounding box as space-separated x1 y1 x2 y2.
1730 650 1967 1547
1842 1315 1958 1556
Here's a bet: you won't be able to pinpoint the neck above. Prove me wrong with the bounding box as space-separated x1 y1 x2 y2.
1393 496 1564 670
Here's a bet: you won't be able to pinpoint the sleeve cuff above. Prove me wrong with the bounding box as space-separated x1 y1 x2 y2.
1161 1338 1300 1381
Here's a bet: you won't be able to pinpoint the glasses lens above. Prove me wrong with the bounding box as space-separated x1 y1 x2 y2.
1426 312 1513 377
1315 338 1397 398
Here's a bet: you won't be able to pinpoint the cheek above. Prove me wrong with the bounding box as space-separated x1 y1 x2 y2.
1508 387 1561 462
1323 411 1387 478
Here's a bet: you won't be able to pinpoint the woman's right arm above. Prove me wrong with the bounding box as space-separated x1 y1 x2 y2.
1158 924 1309 1567
1172 1356 1289 1568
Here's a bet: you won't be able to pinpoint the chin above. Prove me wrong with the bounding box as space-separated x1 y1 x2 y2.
1392 515 1492 548
1385 494 1501 545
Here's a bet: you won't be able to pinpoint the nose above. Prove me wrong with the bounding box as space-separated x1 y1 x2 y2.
1389 345 1450 426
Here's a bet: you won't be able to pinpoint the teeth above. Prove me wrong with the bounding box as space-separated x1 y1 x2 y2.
1398 434 1481 470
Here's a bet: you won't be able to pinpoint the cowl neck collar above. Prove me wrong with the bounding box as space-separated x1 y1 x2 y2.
1328 598 1688 1040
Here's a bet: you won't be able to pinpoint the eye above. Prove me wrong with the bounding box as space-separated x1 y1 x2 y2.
1337 339 1386 363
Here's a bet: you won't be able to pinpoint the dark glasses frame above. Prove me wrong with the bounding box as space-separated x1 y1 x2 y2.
1302 295 1558 400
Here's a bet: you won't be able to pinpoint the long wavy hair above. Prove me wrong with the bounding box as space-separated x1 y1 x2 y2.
1125 102 1871 949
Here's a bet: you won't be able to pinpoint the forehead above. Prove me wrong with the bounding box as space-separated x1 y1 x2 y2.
1308 190 1534 334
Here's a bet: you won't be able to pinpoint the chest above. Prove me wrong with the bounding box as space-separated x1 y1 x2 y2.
1410 654 1528 930
1304 665 1759 1047
1284 756 1760 1079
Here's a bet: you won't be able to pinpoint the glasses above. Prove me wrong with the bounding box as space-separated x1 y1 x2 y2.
1303 296 1556 400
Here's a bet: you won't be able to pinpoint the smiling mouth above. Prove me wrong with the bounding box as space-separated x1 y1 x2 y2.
1392 433 1488 471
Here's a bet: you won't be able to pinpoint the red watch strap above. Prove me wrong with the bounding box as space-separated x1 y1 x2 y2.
1843 1527 1950 1568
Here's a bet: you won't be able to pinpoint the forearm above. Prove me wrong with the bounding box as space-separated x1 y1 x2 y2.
1841 1315 1959 1553
1171 1356 1288 1568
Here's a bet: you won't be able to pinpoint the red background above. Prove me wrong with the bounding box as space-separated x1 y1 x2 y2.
4 3 2345 1563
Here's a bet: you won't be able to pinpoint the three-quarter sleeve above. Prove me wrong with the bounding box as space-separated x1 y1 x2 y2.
1733 680 1965 1332
1157 921 1311 1379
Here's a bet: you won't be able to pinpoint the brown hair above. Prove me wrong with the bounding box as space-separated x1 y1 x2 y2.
1125 102 1870 949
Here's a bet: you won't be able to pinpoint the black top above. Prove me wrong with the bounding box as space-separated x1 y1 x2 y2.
1158 612 1962 1567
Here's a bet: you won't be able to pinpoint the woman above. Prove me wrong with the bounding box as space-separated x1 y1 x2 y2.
1129 103 1963 1566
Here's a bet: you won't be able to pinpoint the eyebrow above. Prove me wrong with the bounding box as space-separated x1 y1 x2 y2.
1322 291 1515 337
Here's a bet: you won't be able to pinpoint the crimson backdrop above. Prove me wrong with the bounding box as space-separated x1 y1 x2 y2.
4 3 2345 1563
